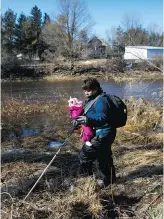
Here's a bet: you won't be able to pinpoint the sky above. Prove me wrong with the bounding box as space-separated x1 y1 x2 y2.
1 0 163 39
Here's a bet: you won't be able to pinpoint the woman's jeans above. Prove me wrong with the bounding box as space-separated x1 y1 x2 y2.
79 129 116 186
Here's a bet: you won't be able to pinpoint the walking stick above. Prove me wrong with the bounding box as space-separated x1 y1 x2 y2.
24 126 76 201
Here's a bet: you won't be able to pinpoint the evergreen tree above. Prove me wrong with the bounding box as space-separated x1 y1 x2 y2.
15 14 36 60
1 9 17 52
148 31 162 46
43 13 51 26
159 33 163 47
29 5 42 56
112 26 125 57
30 5 42 40
15 13 27 52
123 26 149 46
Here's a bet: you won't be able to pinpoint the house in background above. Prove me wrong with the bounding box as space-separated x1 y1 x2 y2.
88 36 108 58
124 46 164 60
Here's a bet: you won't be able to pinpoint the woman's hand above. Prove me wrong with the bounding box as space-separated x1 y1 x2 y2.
76 116 87 125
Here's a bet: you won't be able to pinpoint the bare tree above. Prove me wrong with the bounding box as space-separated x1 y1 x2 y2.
56 0 94 71
122 14 143 31
41 0 94 70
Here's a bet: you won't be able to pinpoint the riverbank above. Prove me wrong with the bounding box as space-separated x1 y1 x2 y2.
2 58 163 83
44 70 163 83
1 96 163 219
2 70 162 84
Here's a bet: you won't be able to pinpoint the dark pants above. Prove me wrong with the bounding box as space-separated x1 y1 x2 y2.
79 129 116 186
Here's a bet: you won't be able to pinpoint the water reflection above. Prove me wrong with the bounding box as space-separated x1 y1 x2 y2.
101 80 163 101
1 79 163 103
2 79 162 145
8 128 40 141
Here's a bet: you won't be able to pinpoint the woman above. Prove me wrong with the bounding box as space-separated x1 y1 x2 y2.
76 77 117 187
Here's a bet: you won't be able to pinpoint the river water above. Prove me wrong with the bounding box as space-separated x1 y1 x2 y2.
1 79 163 142
1 79 163 103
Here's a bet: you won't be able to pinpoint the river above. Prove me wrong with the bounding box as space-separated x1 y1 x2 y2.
1 79 163 103
1 79 163 141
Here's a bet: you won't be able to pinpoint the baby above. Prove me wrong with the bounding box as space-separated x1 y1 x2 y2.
68 96 83 119
68 97 93 143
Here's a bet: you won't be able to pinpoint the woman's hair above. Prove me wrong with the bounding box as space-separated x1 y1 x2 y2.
82 78 102 91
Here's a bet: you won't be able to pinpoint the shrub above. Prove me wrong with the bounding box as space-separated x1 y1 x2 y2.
1 49 20 78
105 58 124 73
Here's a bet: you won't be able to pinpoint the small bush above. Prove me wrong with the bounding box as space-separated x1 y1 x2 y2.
105 58 124 73
126 57 163 72
1 50 20 78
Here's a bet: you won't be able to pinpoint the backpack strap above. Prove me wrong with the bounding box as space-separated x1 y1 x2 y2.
83 95 101 115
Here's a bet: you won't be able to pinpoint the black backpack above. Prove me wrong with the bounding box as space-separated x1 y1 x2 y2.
102 94 127 128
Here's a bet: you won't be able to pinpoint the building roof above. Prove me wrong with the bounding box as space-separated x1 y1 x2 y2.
89 36 108 47
126 46 164 50
99 38 108 47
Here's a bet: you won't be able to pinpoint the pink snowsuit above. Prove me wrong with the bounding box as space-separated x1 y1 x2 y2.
68 97 93 142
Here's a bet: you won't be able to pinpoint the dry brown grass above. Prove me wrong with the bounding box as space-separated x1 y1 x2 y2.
77 59 107 65
2 96 67 119
103 71 163 83
1 169 103 218
44 75 84 81
46 177 103 219
1 96 163 219
115 98 163 145
1 162 47 185
44 71 163 83
116 149 162 175
1 96 70 142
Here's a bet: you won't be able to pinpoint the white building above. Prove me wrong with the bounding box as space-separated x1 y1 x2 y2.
16 53 40 61
124 46 164 60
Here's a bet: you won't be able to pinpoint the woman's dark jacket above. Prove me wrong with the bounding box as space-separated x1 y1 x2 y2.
85 92 115 136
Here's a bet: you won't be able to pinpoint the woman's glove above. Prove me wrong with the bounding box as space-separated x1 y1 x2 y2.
72 120 79 129
76 116 87 125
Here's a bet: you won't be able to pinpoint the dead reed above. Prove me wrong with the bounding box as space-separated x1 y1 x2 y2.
1 95 163 219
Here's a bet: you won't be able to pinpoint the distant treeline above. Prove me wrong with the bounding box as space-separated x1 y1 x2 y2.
1 0 163 78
